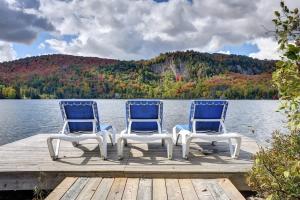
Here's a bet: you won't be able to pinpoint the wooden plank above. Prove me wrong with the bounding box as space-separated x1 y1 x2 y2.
137 178 152 200
106 178 127 200
61 177 89 200
122 178 139 200
46 177 78 200
218 179 245 200
191 179 214 200
0 134 259 191
178 179 199 200
76 178 102 200
91 178 114 200
166 179 183 200
153 179 167 200
206 181 230 200
47 178 245 200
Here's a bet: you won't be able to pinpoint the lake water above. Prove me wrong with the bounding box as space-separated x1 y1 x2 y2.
0 100 286 146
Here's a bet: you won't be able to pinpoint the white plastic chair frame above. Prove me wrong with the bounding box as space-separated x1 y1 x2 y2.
117 102 173 160
173 108 241 159
47 118 115 160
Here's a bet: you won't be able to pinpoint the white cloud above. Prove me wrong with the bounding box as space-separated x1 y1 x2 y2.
40 0 300 60
218 50 231 55
38 43 45 49
0 0 54 44
6 0 300 60
0 41 16 62
249 38 281 60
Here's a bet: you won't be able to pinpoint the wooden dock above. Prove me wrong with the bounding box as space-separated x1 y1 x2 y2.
0 134 259 191
46 177 245 200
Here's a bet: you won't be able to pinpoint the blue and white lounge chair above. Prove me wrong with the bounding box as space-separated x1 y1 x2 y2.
47 101 115 160
173 100 241 159
117 100 173 159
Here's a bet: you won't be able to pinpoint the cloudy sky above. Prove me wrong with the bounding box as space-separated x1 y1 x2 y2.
0 0 299 62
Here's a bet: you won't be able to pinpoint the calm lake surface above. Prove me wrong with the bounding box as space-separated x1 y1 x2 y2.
0 100 286 146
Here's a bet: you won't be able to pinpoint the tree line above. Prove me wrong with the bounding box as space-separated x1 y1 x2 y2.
0 51 277 99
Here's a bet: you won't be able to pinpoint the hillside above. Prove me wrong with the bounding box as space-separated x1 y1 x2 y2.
0 51 277 99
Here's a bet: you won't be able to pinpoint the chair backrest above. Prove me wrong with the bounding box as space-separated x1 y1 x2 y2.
189 100 228 133
126 100 163 133
60 101 100 133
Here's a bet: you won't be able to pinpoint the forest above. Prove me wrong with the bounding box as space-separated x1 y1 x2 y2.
0 51 277 99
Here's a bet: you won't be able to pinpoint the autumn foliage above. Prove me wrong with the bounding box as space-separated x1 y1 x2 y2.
0 52 277 99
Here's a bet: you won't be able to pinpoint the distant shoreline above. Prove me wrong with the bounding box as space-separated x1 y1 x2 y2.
0 51 277 100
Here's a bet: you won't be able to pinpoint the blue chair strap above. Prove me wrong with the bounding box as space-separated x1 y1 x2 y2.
60 101 101 132
189 100 228 132
126 100 163 133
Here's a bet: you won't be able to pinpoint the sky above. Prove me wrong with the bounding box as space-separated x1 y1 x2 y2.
0 0 299 62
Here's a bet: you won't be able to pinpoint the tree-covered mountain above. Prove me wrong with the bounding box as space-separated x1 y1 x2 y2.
0 51 277 99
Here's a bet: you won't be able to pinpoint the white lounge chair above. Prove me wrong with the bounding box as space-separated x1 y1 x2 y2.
173 100 241 159
47 101 115 160
117 100 173 159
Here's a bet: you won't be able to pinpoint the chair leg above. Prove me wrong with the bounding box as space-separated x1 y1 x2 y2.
108 128 116 146
175 134 180 146
117 138 124 160
98 141 103 158
108 134 114 146
55 139 61 158
233 137 242 158
228 138 234 158
47 137 56 160
102 135 107 160
124 139 128 147
172 127 177 144
166 138 173 160
186 137 192 159
173 127 181 146
96 136 107 160
182 134 191 159
161 139 165 147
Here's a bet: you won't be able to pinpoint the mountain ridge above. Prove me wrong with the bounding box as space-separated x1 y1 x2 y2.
0 51 277 99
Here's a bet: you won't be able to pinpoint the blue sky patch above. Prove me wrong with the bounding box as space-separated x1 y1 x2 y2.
13 33 78 59
13 32 56 58
221 43 259 56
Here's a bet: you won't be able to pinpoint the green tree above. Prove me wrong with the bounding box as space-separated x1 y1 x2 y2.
248 2 300 199
248 131 300 200
273 1 300 130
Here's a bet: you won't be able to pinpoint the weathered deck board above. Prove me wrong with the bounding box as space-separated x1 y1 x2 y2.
46 177 78 200
166 179 183 200
0 134 259 191
106 178 127 200
137 178 152 200
178 179 199 200
152 179 167 200
60 177 88 200
192 179 215 200
122 178 139 200
76 177 102 200
47 177 245 200
91 178 113 200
